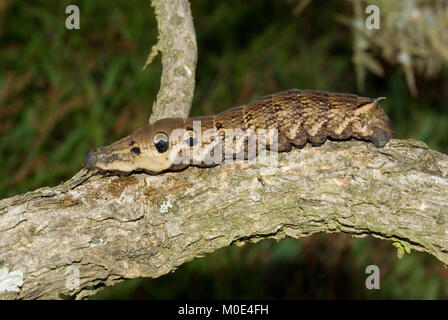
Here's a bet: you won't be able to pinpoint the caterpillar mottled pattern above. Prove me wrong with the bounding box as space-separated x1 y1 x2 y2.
83 89 393 174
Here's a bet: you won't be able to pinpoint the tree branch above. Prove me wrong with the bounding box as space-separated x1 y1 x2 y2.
0 139 447 299
146 0 197 123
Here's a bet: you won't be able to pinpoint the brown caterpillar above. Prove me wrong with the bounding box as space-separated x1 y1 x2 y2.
83 89 393 174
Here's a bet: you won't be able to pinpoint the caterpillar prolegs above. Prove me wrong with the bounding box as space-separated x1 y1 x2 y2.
83 89 393 174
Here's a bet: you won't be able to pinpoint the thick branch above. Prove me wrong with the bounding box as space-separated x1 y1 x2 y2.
0 139 447 299
147 0 197 123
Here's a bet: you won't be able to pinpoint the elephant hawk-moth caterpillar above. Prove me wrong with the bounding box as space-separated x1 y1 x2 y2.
83 89 393 174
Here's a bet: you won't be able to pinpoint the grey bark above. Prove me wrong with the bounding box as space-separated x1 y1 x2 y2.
0 138 447 299
146 0 197 123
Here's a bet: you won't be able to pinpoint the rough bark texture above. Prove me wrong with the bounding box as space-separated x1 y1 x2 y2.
0 138 447 299
146 0 197 123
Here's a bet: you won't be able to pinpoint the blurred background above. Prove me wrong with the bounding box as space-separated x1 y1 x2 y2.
1 0 447 299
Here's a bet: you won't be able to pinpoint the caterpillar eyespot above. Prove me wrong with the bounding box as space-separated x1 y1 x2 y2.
154 132 169 153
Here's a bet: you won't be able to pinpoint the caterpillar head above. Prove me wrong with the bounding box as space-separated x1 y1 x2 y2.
83 118 191 174
355 97 394 147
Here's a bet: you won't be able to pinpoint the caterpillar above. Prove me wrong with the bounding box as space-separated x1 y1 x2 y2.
83 89 393 174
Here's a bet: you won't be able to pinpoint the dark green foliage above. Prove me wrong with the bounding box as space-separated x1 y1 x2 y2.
1 0 447 299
